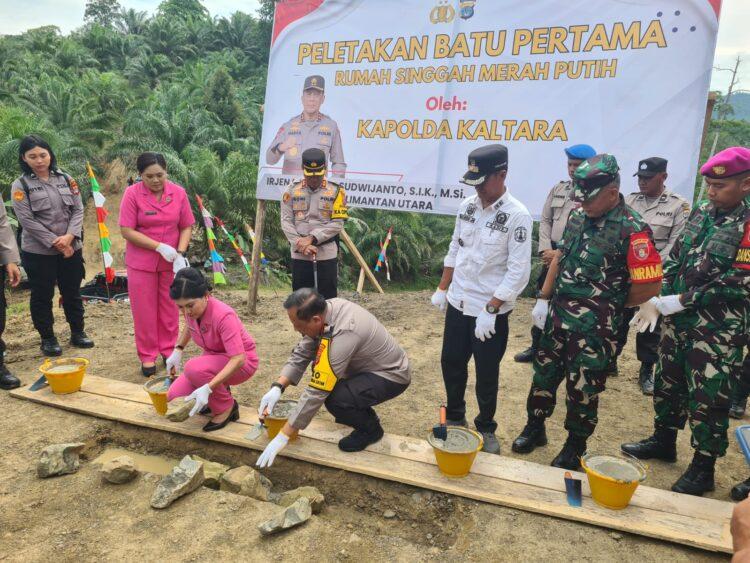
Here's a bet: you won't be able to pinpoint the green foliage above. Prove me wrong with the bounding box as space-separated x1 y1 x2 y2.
84 0 123 27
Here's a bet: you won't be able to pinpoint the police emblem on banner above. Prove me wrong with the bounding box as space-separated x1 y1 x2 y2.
459 0 476 19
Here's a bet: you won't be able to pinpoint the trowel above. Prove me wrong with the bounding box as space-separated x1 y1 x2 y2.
244 417 266 441
432 405 447 441
29 374 48 391
564 471 582 507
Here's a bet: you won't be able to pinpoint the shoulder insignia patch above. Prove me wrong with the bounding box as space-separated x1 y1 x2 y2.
12 190 24 201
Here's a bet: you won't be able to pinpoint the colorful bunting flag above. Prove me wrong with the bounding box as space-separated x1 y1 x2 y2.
87 162 115 284
195 195 226 285
213 216 251 278
374 227 393 281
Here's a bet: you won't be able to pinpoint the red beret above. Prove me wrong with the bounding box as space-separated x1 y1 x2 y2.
700 146 750 179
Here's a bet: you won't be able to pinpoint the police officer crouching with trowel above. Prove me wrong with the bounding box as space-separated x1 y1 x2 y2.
280 148 347 299
255 288 411 467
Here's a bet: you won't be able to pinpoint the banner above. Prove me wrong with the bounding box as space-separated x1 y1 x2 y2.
258 0 722 217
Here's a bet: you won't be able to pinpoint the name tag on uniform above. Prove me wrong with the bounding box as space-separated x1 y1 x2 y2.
145 211 157 216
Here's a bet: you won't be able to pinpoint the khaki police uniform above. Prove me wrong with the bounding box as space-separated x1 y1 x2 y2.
280 178 347 299
11 170 87 340
280 298 411 433
538 180 579 253
0 192 20 363
615 189 691 366
266 112 346 177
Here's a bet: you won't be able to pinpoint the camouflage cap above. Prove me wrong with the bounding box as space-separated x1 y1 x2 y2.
573 154 620 202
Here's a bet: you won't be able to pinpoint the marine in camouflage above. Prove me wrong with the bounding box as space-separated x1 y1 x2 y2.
653 198 750 457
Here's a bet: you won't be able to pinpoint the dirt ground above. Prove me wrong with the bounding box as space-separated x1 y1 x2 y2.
0 285 742 562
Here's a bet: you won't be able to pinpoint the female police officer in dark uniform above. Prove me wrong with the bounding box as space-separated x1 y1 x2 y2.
11 135 94 356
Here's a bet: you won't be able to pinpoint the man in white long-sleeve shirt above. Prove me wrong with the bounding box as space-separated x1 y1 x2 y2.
431 144 532 454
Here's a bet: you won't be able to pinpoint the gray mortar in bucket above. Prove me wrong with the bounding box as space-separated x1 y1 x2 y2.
427 427 481 454
144 376 171 394
584 454 645 483
267 399 298 420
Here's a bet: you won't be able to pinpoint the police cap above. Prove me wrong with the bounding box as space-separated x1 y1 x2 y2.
303 75 325 92
634 157 668 177
302 148 326 176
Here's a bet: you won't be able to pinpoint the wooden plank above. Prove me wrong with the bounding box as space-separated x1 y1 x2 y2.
340 229 384 294
77 376 733 522
246 200 266 315
356 267 365 294
11 381 732 553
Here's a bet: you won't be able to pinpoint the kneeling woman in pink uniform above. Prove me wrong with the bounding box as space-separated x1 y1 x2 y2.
165 268 259 432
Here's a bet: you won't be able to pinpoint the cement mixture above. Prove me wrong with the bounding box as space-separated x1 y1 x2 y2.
45 364 82 374
586 455 643 482
269 400 298 420
428 427 481 453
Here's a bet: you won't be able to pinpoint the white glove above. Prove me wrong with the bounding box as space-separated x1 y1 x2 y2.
185 384 212 417
172 254 189 274
474 309 497 342
258 386 282 419
256 432 289 468
629 297 661 333
431 288 447 311
165 348 183 376
531 299 549 330
155 243 178 262
654 294 686 316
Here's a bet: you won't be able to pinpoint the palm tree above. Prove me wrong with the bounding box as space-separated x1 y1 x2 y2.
115 8 149 35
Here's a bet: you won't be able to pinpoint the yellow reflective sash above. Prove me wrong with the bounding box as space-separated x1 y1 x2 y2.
309 335 338 392
331 186 348 220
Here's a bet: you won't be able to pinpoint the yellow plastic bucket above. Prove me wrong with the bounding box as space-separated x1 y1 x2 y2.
581 453 646 510
39 358 89 394
428 427 484 478
265 399 298 441
144 376 171 416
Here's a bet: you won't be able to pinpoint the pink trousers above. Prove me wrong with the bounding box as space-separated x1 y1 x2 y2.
127 267 177 363
167 354 257 414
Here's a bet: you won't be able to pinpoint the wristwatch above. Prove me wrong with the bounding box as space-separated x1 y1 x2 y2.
271 382 285 394
485 304 499 314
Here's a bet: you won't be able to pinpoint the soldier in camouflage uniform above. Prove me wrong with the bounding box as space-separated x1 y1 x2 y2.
512 155 663 470
622 146 750 497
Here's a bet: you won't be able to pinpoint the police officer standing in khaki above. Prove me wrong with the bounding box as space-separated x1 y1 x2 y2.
515 144 596 363
0 190 21 390
255 288 411 467
281 148 347 299
615 157 690 394
266 75 346 178
11 135 94 356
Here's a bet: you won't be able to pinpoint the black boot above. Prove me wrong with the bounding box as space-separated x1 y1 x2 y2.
731 477 750 502
551 435 587 470
638 363 655 396
606 359 618 377
514 346 535 363
0 363 20 390
70 331 94 348
512 418 547 453
40 337 62 357
671 453 715 496
338 423 385 452
620 426 677 462
730 395 748 420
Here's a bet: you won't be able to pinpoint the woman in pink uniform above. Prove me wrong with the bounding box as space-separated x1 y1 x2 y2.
119 152 194 376
165 268 259 432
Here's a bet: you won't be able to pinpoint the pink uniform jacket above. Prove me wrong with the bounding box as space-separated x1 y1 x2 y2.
119 181 195 271
186 296 259 368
